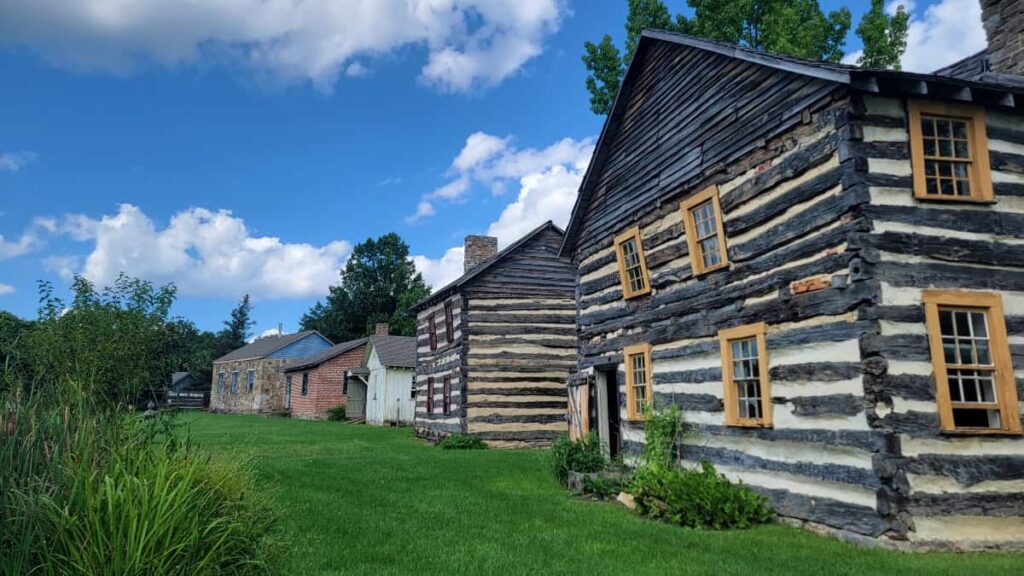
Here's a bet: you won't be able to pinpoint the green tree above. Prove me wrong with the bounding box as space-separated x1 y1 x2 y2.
0 311 33 390
301 233 430 343
855 0 910 70
216 294 254 357
24 275 180 401
584 0 859 115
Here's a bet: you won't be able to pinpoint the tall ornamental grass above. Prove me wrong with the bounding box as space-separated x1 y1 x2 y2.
0 384 277 576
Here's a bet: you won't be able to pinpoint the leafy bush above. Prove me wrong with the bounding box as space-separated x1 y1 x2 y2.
327 404 346 421
436 433 488 450
548 432 606 485
627 405 772 529
0 385 277 575
630 461 773 529
581 473 624 500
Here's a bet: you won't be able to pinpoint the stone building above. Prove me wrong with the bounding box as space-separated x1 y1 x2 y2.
560 9 1024 549
210 330 333 415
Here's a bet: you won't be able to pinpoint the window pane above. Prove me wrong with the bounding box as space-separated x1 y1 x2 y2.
937 119 951 138
952 408 1000 429
952 120 968 139
922 118 935 137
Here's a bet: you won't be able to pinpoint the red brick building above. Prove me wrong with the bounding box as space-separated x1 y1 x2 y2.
283 337 369 420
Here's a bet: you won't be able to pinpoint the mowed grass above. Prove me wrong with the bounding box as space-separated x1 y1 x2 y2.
183 413 1020 576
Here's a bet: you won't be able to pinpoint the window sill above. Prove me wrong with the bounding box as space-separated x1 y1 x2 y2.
693 263 729 278
940 428 1022 437
726 421 773 429
622 288 652 300
913 194 996 205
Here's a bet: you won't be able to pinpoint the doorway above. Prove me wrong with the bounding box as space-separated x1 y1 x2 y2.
595 367 621 460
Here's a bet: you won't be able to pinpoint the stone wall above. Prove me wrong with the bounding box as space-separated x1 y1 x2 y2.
982 0 1024 75
210 357 292 414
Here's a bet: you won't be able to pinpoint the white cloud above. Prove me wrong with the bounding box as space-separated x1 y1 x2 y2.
411 132 594 288
42 255 80 281
404 201 437 225
844 0 986 71
256 327 286 340
412 246 465 290
0 284 14 297
53 204 352 300
0 217 54 260
0 151 37 172
0 0 564 93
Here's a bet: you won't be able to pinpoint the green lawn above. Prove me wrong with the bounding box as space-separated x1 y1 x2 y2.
183 413 1019 575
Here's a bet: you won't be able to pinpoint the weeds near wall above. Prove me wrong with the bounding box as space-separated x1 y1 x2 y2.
548 432 606 485
437 433 488 450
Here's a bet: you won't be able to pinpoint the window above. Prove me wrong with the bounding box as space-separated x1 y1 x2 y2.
286 374 292 394
246 369 255 393
426 377 435 414
614 227 651 299
681 185 729 276
301 372 309 396
230 371 239 394
624 343 653 420
217 372 225 394
908 100 993 202
719 323 772 428
444 301 455 343
428 313 438 351
410 375 417 400
443 375 452 416
923 291 1021 434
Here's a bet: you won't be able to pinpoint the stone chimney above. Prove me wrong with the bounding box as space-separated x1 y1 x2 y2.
981 0 1024 75
375 323 390 336
464 235 498 273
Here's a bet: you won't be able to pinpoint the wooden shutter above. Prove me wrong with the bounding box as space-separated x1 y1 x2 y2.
444 301 454 343
567 372 592 440
426 377 435 414
443 375 452 415
428 314 437 351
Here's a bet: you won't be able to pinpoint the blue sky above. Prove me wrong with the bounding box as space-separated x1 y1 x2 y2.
0 0 985 337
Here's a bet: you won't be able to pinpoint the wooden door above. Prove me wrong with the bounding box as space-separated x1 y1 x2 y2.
567 372 593 440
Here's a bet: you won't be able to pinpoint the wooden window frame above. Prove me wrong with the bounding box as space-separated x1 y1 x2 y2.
681 185 730 277
426 377 435 414
444 301 454 343
908 100 993 203
428 313 438 351
613 227 652 299
923 290 1021 435
442 375 452 416
719 322 773 428
301 372 309 396
246 369 255 393
623 343 654 420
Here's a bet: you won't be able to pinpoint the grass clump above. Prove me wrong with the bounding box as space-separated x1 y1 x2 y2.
436 433 488 450
0 385 277 575
326 404 346 421
548 431 606 485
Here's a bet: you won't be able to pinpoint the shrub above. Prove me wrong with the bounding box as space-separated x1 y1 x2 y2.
548 432 605 485
436 433 488 450
581 473 624 500
327 404 346 421
627 405 772 529
629 461 773 529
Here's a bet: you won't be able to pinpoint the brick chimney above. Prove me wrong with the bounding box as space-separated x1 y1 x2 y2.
464 235 498 273
981 0 1024 75
375 323 390 336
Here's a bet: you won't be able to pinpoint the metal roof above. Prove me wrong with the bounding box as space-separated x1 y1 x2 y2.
559 29 1024 258
213 330 329 363
413 220 564 311
282 337 369 373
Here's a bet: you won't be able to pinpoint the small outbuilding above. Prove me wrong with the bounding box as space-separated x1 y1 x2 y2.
282 336 370 420
346 330 417 426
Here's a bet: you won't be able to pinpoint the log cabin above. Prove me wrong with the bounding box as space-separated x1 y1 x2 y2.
413 221 577 448
561 9 1024 550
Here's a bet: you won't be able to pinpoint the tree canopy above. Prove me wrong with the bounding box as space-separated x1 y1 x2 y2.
584 0 908 115
301 233 430 343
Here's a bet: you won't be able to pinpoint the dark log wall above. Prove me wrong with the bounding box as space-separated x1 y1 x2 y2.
463 227 577 448
413 296 466 440
571 39 891 537
850 94 1024 545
